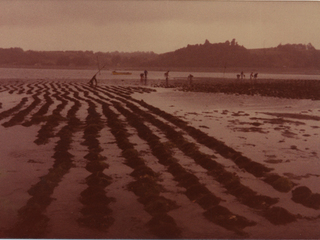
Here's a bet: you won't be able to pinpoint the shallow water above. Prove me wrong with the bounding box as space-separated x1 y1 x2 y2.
1 67 320 81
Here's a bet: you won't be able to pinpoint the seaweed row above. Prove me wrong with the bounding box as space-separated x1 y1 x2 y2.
179 79 320 100
76 85 182 238
0 81 47 126
22 90 54 126
110 85 320 210
69 93 182 238
0 80 37 95
127 95 320 209
117 91 297 193
33 88 68 145
85 85 284 232
110 99 257 236
0 84 10 93
0 97 28 121
6 92 82 238
94 85 299 224
2 93 42 127
77 97 114 230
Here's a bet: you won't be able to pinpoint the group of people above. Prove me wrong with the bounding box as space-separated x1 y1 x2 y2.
237 71 258 80
250 72 258 79
90 70 259 87
141 70 171 87
140 70 148 85
88 70 195 88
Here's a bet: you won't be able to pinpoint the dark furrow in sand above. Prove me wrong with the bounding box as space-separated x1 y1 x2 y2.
58 85 84 127
60 89 83 129
114 86 135 95
112 86 320 210
135 102 302 195
291 186 320 210
65 85 88 102
112 86 320 211
33 82 46 95
15 82 26 94
26 83 34 95
0 97 28 121
110 100 258 236
0 87 8 93
33 90 68 145
94 86 299 225
102 102 182 238
5 97 82 238
4 82 25 94
81 85 271 234
0 84 10 93
77 87 182 238
78 99 114 230
25 83 34 95
0 82 47 124
22 90 54 126
2 93 42 127
109 86 133 95
7 84 20 94
111 88 297 194
95 87 269 201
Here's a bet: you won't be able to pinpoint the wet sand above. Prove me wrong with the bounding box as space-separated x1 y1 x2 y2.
0 78 320 239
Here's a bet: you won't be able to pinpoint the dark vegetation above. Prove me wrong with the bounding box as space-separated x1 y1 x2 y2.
1 80 320 238
1 39 320 70
178 79 320 100
6 83 82 238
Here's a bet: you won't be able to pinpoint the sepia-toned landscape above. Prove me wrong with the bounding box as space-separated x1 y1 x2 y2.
1 1 320 239
0 77 319 238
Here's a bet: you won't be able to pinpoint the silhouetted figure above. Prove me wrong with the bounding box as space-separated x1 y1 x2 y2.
237 74 240 79
250 72 254 80
241 71 244 79
89 74 98 87
144 70 148 85
254 73 258 79
140 73 144 84
188 74 194 85
164 71 169 87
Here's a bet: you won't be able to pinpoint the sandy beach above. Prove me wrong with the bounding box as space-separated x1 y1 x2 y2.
0 78 320 239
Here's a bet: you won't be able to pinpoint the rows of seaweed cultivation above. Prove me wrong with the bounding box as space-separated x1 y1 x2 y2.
0 80 319 238
5 83 82 238
178 79 320 100
94 86 300 224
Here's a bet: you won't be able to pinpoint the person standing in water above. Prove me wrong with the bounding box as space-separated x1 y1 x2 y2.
140 73 144 84
188 74 194 85
164 71 169 87
144 70 148 85
240 71 244 79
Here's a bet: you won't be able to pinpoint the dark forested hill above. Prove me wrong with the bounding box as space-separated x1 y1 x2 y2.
148 39 250 68
1 40 320 70
146 39 320 69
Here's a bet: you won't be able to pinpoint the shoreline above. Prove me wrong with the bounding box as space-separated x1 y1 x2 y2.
1 65 320 76
1 77 320 101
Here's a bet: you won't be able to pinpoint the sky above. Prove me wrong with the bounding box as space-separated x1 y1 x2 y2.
1 1 320 54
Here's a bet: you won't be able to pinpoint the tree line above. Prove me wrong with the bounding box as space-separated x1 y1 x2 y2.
0 48 157 68
1 40 320 69
149 40 320 69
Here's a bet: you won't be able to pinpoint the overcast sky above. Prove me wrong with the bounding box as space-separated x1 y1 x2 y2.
1 1 319 53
